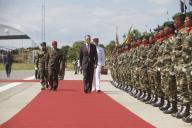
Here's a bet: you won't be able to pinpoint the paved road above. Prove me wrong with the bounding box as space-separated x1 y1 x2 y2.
0 70 191 128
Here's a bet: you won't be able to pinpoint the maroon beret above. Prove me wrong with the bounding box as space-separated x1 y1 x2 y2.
52 41 57 46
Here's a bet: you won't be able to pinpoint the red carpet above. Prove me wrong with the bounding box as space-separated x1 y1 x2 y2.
0 80 155 128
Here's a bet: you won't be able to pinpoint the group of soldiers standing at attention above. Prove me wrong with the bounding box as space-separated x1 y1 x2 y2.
35 41 65 91
109 12 192 123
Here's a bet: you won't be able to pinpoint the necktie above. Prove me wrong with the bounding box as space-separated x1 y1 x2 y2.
87 44 90 54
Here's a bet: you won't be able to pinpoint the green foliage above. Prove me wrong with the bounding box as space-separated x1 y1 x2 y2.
61 45 70 59
130 29 141 41
105 40 116 58
62 41 84 60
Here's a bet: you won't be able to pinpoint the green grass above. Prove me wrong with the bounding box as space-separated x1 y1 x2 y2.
0 63 35 70
0 62 75 71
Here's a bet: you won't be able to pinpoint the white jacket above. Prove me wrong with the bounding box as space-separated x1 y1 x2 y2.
96 46 105 66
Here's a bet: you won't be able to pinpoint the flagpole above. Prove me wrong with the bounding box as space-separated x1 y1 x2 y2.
166 10 169 21
184 0 187 13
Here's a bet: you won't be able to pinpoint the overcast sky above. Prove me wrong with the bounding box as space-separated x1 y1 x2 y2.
0 0 180 47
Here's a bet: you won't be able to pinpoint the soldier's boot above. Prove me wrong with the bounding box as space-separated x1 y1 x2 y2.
182 113 192 123
138 91 146 100
152 96 160 106
132 89 136 97
126 86 132 93
120 84 125 90
153 97 164 107
149 94 158 104
116 83 120 88
164 101 178 114
127 85 132 92
146 94 154 104
124 85 129 91
123 85 127 91
141 92 147 102
117 83 120 88
130 88 136 96
133 89 139 98
135 89 142 98
120 84 124 90
176 104 190 119
143 92 151 102
159 99 170 111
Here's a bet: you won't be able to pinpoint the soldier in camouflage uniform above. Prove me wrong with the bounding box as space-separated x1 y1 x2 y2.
48 41 65 91
151 26 166 107
180 12 192 122
145 34 159 103
158 21 176 111
165 13 188 117
35 42 49 90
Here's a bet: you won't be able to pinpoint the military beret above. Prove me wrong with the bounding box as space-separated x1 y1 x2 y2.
93 38 99 42
40 42 46 46
185 11 192 19
52 41 57 46
172 12 185 21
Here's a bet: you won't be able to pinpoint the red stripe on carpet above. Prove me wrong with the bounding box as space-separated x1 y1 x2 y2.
0 80 155 128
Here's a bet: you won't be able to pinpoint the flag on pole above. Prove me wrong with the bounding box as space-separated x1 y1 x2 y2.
115 26 119 47
180 0 187 13
124 24 133 45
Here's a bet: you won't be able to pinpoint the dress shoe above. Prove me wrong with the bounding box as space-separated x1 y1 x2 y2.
41 87 45 90
182 113 192 123
176 104 190 119
159 100 170 111
53 88 57 91
164 101 178 114
96 90 101 93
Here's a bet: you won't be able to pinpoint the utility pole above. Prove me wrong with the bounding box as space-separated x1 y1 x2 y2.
42 0 45 43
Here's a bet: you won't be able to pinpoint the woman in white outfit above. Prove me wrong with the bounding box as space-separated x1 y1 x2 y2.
92 38 105 92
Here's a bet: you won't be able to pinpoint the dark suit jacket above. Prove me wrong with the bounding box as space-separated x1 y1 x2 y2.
80 43 98 70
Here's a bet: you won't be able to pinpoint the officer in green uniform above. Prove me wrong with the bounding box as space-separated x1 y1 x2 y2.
48 41 65 91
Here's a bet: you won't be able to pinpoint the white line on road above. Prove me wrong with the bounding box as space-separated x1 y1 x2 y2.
0 76 35 93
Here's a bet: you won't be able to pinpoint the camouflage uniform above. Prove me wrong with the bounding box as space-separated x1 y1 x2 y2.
48 41 65 90
35 42 49 90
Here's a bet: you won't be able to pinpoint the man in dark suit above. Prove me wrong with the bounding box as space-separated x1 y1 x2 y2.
80 35 98 93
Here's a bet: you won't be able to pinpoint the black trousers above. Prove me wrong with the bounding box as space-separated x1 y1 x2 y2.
5 64 11 77
83 64 94 93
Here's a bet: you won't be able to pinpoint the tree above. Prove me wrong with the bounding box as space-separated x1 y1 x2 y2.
61 45 70 59
67 40 84 60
